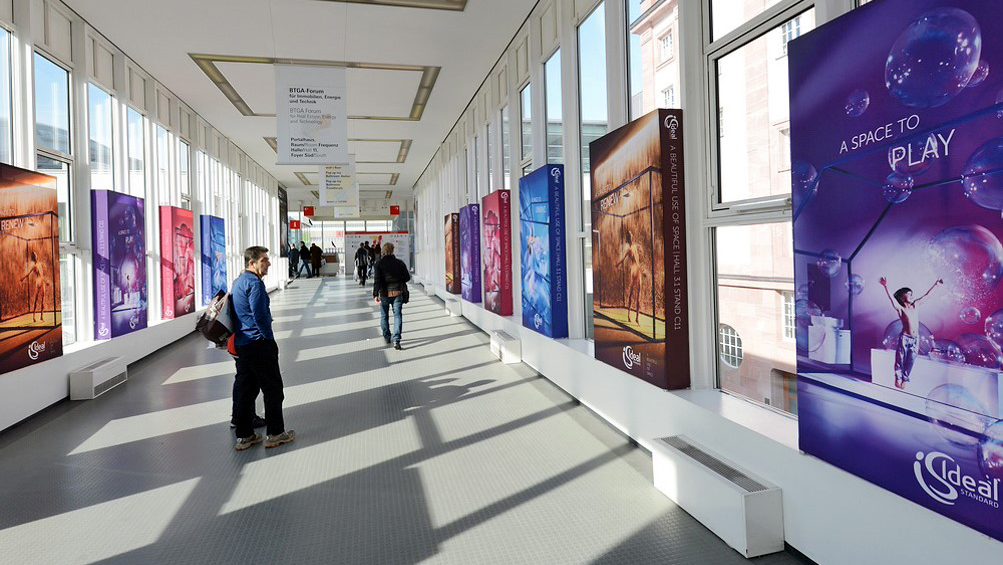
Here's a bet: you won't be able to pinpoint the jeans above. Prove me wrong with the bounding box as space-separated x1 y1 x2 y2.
233 339 285 438
298 260 312 277
380 295 404 343
894 333 918 382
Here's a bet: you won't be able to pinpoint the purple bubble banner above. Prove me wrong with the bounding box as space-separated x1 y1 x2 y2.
92 190 147 338
790 0 1003 541
460 203 481 303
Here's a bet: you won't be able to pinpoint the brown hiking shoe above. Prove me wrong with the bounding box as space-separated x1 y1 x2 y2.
264 430 296 448
235 433 262 450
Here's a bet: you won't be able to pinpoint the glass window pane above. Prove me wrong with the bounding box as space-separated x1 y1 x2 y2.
520 84 532 162
88 84 113 191
60 253 75 345
37 154 71 242
712 0 781 41
628 0 681 120
716 222 797 415
486 123 493 192
474 136 480 197
580 2 608 339
34 53 70 154
179 140 190 196
0 28 11 164
501 106 511 190
716 10 815 204
545 50 563 165
127 108 145 196
157 126 171 204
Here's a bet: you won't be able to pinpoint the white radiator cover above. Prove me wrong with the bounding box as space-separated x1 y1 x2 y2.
69 357 128 400
651 435 784 558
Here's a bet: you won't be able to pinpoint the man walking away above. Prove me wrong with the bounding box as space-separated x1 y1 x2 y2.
310 243 323 278
373 242 410 350
231 246 295 450
288 243 300 279
355 242 370 285
298 241 312 278
368 241 378 277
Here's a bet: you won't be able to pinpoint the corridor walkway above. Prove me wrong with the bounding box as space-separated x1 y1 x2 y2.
0 277 807 565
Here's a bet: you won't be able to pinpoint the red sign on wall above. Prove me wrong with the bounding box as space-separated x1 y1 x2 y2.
303 206 315 216
290 220 301 229
390 205 400 215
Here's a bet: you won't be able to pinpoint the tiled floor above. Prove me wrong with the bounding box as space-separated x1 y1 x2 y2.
0 277 811 565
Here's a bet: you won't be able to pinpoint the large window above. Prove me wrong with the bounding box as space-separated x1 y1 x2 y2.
579 2 608 339
520 83 532 166
544 49 563 164
0 27 12 165
127 108 145 196
88 84 113 190
628 0 682 120
501 106 511 189
157 126 172 205
34 53 70 155
179 140 191 209
486 123 492 192
716 222 796 414
715 10 816 205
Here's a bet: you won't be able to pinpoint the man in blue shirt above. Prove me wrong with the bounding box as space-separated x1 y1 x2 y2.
231 246 295 450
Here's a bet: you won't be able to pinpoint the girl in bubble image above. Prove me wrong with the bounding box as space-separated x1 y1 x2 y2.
21 251 48 323
880 276 943 389
615 229 647 325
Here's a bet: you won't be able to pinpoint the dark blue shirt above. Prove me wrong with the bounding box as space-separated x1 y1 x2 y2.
231 270 273 346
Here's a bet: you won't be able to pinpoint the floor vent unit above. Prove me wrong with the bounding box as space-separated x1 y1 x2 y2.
489 331 521 363
70 357 128 400
652 435 783 558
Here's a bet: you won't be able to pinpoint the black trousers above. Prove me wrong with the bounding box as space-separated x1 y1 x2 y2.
233 339 285 438
357 265 367 283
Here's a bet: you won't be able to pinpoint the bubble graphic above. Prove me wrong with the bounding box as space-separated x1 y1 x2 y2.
960 305 982 324
926 225 1003 300
792 161 818 199
887 134 936 177
882 320 934 356
997 89 1003 119
885 8 982 108
958 332 1003 369
967 60 990 87
978 420 1003 480
795 299 821 329
816 249 842 278
929 338 965 364
985 309 1003 350
844 274 865 296
796 283 810 301
962 137 1003 211
926 383 992 449
882 172 914 204
845 89 870 117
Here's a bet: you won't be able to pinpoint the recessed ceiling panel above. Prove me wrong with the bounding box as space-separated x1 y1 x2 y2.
217 61 276 113
357 173 394 185
311 0 467 11
346 68 421 117
349 140 402 163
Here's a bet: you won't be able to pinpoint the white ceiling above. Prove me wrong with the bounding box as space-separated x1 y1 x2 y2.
64 0 537 202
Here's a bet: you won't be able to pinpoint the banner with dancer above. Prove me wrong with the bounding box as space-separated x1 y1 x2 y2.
444 213 460 294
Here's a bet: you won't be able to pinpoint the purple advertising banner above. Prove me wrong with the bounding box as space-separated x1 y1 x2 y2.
791 0 1003 540
460 203 481 303
92 190 147 339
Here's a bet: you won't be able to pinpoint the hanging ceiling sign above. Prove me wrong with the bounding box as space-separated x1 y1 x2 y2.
332 205 360 219
320 155 358 206
275 64 348 165
302 206 315 216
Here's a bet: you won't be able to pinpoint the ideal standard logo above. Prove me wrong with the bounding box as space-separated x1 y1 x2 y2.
27 340 46 360
914 451 1000 508
664 114 680 139
622 346 642 370
550 167 562 184
533 313 543 330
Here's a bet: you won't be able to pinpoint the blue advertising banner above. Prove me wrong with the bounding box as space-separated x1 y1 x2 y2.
92 190 146 338
791 0 1003 540
200 215 226 305
519 164 568 338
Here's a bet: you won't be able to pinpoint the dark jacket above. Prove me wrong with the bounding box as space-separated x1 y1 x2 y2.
372 254 411 297
355 247 369 267
298 245 310 263
310 245 323 263
289 246 300 265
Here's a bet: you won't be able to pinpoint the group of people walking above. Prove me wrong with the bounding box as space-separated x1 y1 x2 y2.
228 241 410 451
353 241 380 285
288 241 324 278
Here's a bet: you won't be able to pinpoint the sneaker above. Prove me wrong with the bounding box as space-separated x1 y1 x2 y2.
264 430 296 448
394 342 402 350
229 415 267 429
384 337 392 344
235 433 262 450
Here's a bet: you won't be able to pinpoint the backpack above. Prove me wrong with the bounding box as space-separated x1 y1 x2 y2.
195 289 234 349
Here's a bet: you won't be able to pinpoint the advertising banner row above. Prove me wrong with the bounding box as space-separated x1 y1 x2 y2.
445 110 690 389
0 168 232 381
